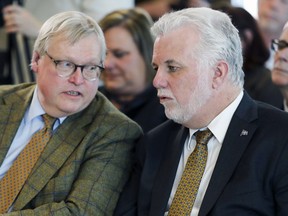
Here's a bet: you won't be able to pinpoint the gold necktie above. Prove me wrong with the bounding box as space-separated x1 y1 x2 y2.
0 114 55 213
168 129 213 216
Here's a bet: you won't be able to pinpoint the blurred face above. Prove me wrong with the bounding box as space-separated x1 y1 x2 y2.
188 0 210 7
32 34 102 117
103 26 147 98
272 27 288 88
258 0 288 34
152 27 213 126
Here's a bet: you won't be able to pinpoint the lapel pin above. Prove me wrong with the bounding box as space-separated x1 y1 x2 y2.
240 130 248 136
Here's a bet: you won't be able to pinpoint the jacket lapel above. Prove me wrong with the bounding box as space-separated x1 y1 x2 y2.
149 125 188 215
13 103 95 210
199 93 258 216
0 85 34 166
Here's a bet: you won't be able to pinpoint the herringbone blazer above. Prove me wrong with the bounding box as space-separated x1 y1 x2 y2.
0 83 142 215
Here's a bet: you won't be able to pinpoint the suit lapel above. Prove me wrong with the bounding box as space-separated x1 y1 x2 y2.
0 85 34 166
13 104 95 210
150 125 188 215
199 93 258 216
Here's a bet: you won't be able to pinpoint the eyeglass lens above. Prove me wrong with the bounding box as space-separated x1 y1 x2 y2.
272 39 288 51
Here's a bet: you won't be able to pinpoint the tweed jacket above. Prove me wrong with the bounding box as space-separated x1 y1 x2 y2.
0 83 142 215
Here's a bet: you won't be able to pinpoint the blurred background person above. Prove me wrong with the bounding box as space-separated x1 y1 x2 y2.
135 0 231 21
176 0 212 8
257 0 288 70
99 8 167 133
135 0 176 21
221 6 283 109
0 0 134 84
271 22 288 111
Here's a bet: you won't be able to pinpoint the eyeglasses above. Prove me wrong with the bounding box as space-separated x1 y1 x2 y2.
45 52 104 81
271 39 288 52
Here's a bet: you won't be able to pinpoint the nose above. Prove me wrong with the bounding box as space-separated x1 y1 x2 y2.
68 67 85 85
104 52 116 70
153 68 167 89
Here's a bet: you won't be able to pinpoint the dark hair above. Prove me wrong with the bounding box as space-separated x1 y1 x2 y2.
220 6 270 71
99 8 155 83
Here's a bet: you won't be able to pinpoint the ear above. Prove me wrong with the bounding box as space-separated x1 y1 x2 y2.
241 29 253 52
31 51 41 73
212 61 229 89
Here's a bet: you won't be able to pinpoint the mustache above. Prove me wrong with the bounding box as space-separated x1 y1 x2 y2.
157 89 172 97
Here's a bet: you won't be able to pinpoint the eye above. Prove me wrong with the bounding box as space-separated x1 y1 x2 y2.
85 65 97 71
58 61 74 69
153 66 158 72
278 41 288 50
113 50 130 58
168 65 179 73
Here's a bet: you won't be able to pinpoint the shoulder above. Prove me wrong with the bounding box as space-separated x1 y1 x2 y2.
0 83 36 104
0 83 35 95
256 99 288 119
142 120 182 144
88 91 143 134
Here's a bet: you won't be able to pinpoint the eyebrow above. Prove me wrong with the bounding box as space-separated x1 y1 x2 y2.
152 59 178 67
165 59 177 64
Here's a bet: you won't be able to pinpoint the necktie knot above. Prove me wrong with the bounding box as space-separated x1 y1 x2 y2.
195 129 213 146
42 114 56 131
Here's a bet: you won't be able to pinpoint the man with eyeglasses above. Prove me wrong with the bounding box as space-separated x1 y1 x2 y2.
0 11 142 215
271 21 288 111
258 0 288 70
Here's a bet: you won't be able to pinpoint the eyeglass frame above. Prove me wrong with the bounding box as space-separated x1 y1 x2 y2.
271 39 288 52
45 51 105 81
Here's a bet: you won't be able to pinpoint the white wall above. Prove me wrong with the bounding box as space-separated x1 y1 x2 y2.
231 0 258 18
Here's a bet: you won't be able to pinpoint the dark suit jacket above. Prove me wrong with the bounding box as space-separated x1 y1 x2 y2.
0 83 142 215
115 92 288 216
244 65 283 109
99 84 167 133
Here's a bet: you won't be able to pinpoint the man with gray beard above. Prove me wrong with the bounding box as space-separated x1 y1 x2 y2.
114 7 288 216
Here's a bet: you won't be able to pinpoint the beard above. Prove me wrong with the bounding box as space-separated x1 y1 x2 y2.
161 74 212 125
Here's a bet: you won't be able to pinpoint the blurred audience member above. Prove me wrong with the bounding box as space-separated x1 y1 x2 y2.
99 8 167 133
0 0 134 84
176 0 231 10
222 6 283 109
271 22 288 111
135 0 177 21
257 0 288 69
135 0 229 21
186 0 211 7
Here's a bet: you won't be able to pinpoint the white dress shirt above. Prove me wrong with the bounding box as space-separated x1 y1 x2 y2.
165 91 244 216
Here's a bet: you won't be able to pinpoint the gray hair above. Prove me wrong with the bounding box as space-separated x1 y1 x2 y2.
33 11 106 64
151 7 244 87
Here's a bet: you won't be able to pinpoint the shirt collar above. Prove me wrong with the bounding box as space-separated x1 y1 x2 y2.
25 86 66 124
208 91 243 144
189 91 244 144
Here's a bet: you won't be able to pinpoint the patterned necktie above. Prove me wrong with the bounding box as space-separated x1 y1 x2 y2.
168 129 213 216
0 114 55 213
